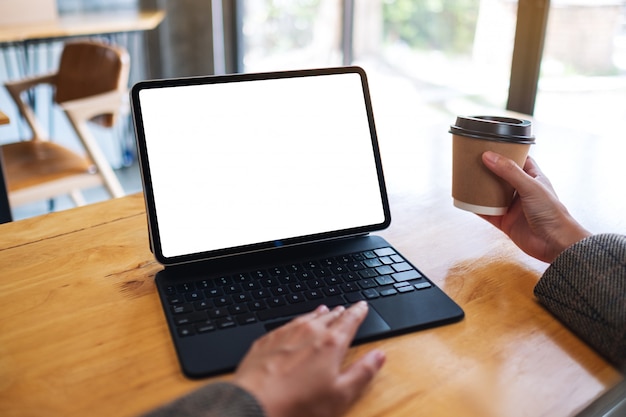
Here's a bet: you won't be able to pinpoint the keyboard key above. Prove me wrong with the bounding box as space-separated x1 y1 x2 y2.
295 271 314 280
252 289 271 299
185 291 204 302
175 311 207 326
362 289 379 299
243 280 261 290
208 308 229 319
358 269 377 279
233 293 252 303
375 265 395 275
340 282 359 293
347 262 365 271
380 288 398 297
215 276 232 286
320 258 336 267
392 270 422 282
248 300 267 311
237 313 258 325
364 258 382 268
391 254 404 263
177 325 195 337
323 286 340 296
415 282 432 290
304 289 323 300
358 278 378 289
343 272 360 281
196 320 216 333
336 255 352 264
268 297 286 308
233 272 251 282
260 277 279 287
216 317 236 329
278 275 296 284
374 247 396 257
330 264 348 274
344 292 365 302
196 279 213 289
392 262 413 272
375 275 395 286
171 303 193 315
167 294 184 305
325 276 342 285
224 284 242 294
250 270 266 279
362 251 377 259
205 287 224 297
228 304 249 315
271 286 289 296
314 268 331 278
307 279 324 289
352 253 366 261
194 299 212 310
269 266 287 276
214 296 232 307
177 282 194 293
287 293 304 303
304 260 320 270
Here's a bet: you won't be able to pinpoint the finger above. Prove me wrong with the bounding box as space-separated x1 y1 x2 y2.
481 151 538 197
337 349 386 405
289 304 330 327
477 213 502 227
316 305 347 326
329 301 369 340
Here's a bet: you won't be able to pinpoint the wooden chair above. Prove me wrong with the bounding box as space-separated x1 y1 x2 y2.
2 39 130 208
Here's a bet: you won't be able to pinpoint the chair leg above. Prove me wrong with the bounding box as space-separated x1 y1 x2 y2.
70 190 86 206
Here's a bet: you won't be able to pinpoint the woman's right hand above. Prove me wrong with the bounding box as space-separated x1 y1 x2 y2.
480 151 591 263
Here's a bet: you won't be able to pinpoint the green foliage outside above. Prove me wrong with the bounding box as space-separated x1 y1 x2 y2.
382 0 480 55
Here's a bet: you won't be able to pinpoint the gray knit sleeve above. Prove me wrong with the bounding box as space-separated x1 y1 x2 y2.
141 382 266 417
534 234 626 371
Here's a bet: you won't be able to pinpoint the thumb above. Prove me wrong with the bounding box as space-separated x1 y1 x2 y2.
481 151 535 196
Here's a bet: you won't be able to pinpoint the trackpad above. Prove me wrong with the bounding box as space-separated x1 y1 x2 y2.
354 307 391 340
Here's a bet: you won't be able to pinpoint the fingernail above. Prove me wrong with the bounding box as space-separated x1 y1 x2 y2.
317 305 329 313
483 151 499 164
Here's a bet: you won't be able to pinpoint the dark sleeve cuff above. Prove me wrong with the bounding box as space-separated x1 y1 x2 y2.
141 382 266 417
534 234 626 371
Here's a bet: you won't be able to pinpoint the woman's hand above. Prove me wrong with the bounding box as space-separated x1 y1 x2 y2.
480 151 591 263
232 301 386 417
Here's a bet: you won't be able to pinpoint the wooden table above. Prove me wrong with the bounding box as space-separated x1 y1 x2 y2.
0 10 165 45
0 111 9 125
0 113 624 417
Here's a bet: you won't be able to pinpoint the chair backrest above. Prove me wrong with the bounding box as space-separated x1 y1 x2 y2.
54 40 130 127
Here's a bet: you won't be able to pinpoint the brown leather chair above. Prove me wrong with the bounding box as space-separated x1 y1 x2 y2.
2 39 130 208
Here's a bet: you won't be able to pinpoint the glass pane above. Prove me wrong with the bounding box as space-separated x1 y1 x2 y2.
535 1 626 136
533 1 626 231
241 0 343 72
354 0 518 112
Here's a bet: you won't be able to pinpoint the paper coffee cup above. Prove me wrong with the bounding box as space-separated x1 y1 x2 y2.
449 116 535 215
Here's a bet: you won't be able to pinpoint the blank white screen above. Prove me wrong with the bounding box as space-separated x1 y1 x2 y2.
138 72 386 258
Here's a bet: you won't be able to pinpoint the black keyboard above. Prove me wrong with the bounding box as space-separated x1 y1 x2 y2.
162 246 432 337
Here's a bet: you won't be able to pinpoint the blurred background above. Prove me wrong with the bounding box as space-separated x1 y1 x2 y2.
1 0 625 220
